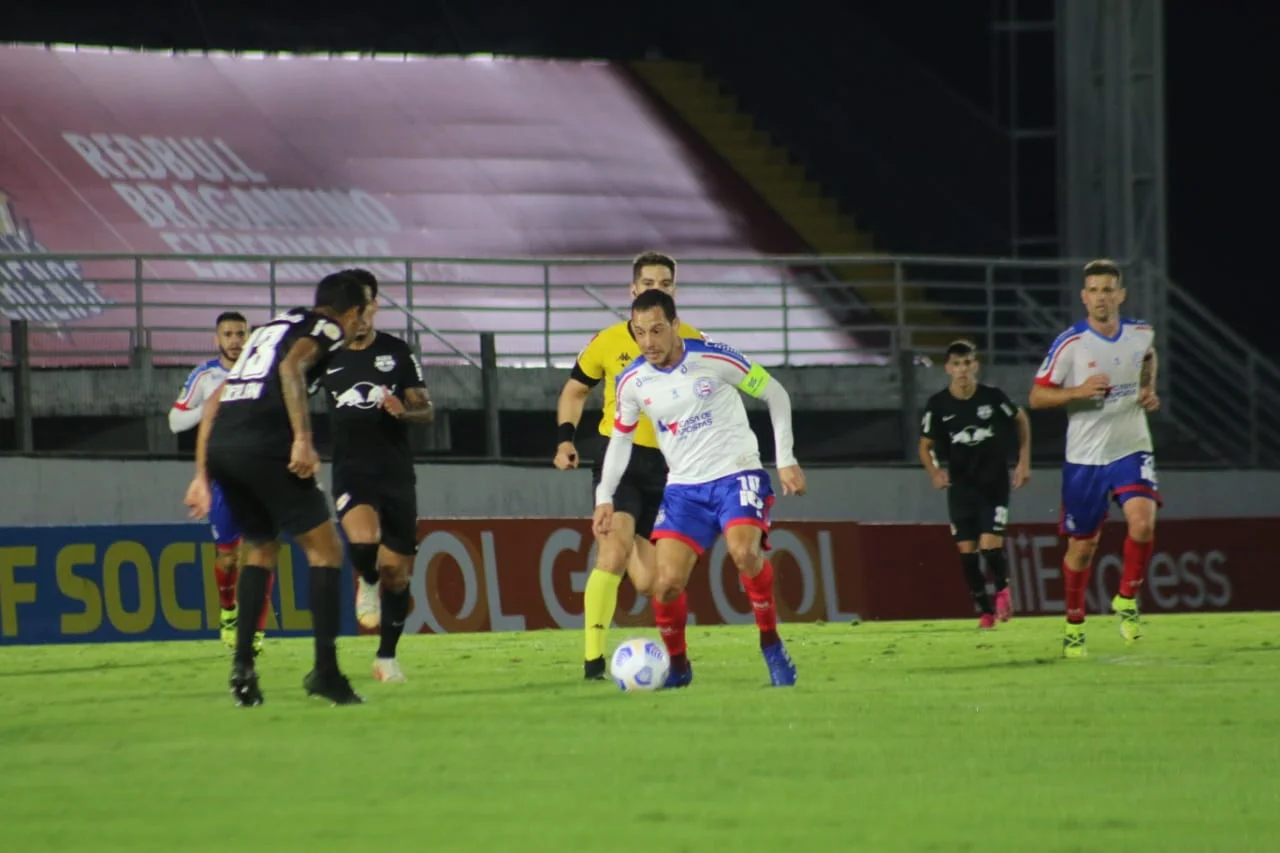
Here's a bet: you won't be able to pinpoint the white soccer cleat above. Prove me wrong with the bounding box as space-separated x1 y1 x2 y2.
356 577 381 630
372 657 406 683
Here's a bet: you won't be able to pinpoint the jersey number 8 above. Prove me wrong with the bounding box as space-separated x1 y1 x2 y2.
227 324 288 382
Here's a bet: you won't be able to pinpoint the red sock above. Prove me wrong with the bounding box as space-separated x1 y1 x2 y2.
1119 536 1154 599
652 591 688 668
257 572 276 631
1063 561 1092 624
213 555 238 611
741 561 780 648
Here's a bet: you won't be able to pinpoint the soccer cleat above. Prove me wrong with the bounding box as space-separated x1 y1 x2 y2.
1063 623 1087 659
978 613 996 630
219 608 237 649
1112 594 1142 643
229 663 264 707
372 657 406 683
303 669 365 706
994 587 1013 622
762 640 798 687
664 662 694 689
253 631 266 656
583 656 607 681
356 577 382 630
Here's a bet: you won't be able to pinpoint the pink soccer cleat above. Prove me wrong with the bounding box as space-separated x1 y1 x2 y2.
994 588 1013 623
979 613 996 630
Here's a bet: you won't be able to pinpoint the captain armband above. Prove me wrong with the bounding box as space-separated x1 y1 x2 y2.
569 362 602 388
737 363 772 398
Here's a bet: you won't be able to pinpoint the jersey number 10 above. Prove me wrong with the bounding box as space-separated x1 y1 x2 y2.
738 474 764 509
227 324 288 382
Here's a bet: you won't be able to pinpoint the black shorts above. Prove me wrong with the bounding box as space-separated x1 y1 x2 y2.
332 467 419 556
206 447 333 546
589 438 668 538
947 480 1012 543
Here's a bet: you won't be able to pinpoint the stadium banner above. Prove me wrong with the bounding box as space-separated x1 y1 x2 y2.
0 524 355 645
1 518 1275 645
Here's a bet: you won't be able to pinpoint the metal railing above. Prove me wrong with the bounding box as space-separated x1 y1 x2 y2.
0 251 1129 368
1 250 1276 466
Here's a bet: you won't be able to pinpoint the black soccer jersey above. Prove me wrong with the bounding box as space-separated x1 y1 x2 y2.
208 308 346 456
920 383 1020 488
317 331 426 476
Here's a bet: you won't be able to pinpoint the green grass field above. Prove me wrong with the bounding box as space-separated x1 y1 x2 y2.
2 614 1278 852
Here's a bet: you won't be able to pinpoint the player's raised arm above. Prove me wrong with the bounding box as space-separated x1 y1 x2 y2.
706 341 806 496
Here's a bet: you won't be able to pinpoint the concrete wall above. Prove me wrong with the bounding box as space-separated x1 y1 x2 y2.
2 457 1276 527
0 363 1037 417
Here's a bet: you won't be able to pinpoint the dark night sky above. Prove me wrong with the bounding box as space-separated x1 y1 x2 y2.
853 0 1279 357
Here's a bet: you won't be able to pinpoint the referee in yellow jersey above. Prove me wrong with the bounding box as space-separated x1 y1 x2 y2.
554 251 705 680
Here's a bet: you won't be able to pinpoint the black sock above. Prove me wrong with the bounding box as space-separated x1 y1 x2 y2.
349 543 380 586
981 548 1010 592
310 565 342 674
377 583 410 659
235 565 271 666
959 552 993 615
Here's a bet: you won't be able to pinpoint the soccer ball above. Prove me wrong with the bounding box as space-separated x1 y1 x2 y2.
609 637 670 692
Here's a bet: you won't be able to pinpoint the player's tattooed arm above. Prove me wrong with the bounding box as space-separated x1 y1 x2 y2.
279 338 320 443
1140 347 1157 390
397 386 436 423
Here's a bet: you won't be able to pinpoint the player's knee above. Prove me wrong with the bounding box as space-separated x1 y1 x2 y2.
379 563 410 592
214 548 238 572
595 537 630 575
1065 538 1098 568
653 568 686 603
727 541 762 575
1127 514 1155 542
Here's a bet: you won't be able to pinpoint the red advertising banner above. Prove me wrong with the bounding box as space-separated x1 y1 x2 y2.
375 518 1278 635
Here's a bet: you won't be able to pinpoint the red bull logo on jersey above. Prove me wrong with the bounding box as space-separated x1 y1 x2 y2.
332 382 393 409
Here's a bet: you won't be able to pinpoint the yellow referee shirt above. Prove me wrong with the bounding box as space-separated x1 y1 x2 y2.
573 320 704 448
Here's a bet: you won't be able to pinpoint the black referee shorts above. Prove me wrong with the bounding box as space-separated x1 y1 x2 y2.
589 436 668 538
331 466 420 556
206 446 333 546
947 479 1012 543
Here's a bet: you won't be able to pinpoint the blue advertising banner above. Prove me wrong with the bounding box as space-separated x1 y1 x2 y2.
0 524 356 645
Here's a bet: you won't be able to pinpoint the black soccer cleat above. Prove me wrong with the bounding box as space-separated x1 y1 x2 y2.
303 669 365 706
584 656 607 681
229 663 264 707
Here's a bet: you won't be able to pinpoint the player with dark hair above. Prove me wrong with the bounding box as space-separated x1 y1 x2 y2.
168 310 276 651
594 289 804 688
316 268 434 683
918 340 1031 628
554 251 706 680
184 271 370 706
1031 259 1161 658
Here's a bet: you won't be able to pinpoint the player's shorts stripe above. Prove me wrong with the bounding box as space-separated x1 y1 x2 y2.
703 353 750 373
1114 484 1163 505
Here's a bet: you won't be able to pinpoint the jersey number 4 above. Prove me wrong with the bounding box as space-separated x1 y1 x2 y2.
227 324 288 382
738 474 764 510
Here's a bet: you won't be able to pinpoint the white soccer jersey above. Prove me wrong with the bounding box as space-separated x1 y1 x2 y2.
611 339 797 486
169 357 227 432
1034 318 1155 466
